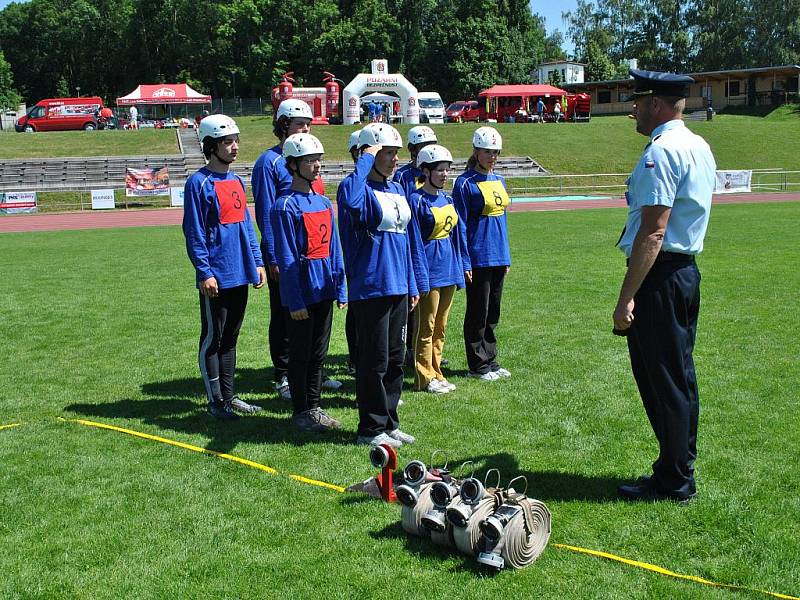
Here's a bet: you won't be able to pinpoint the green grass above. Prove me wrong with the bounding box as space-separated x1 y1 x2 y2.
0 128 178 159
2 202 799 598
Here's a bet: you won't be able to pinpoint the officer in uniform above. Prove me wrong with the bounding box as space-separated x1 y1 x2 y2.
613 69 717 503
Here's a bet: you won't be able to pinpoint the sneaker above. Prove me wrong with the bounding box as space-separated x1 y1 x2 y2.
467 370 499 381
437 379 456 392
492 367 511 378
388 429 416 444
314 407 342 429
397 398 404 407
440 358 449 367
207 401 240 421
275 376 292 401
425 379 449 394
322 377 343 391
356 432 402 448
230 396 262 414
292 409 330 433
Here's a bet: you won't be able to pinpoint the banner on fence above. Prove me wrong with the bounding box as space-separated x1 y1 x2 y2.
715 170 752 194
0 191 38 214
125 167 170 197
170 186 184 207
91 189 116 210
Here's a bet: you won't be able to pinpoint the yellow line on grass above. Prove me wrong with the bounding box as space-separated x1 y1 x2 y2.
57 416 797 599
0 423 21 431
57 417 345 493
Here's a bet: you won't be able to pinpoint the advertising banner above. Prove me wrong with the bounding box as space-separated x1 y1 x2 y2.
0 191 38 214
715 170 752 194
91 189 116 210
125 167 170 197
170 186 184 207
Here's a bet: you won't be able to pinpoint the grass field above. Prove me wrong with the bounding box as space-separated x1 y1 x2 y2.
2 202 799 598
1 105 799 174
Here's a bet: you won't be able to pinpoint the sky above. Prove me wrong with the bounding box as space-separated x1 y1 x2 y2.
0 0 578 55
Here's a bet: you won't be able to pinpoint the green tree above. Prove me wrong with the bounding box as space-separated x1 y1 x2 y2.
0 51 21 110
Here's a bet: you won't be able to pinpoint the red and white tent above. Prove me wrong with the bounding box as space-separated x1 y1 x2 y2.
117 84 211 106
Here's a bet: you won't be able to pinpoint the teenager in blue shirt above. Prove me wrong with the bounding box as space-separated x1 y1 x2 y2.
271 134 347 433
340 129 362 377
409 144 470 394
183 115 266 420
337 124 421 448
453 127 512 381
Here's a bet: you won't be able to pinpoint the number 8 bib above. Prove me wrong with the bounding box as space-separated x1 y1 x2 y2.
477 179 509 217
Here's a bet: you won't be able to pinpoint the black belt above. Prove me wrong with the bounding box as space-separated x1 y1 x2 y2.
627 251 695 266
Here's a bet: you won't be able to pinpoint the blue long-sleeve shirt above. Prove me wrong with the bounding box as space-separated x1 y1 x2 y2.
182 168 263 289
393 162 424 199
452 169 511 268
251 144 292 266
337 153 421 301
409 189 470 290
271 190 347 312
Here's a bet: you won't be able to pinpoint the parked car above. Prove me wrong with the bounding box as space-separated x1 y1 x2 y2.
446 100 480 123
15 97 104 132
417 91 445 123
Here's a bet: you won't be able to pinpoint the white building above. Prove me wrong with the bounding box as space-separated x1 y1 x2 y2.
535 61 585 85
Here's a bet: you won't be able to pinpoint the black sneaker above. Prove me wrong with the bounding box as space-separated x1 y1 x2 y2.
315 407 342 429
230 396 262 414
208 401 240 421
292 409 330 432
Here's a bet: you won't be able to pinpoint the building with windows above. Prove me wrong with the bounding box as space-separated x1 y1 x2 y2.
560 65 800 115
535 61 585 85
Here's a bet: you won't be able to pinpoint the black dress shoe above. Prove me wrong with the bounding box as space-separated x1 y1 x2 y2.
618 480 696 504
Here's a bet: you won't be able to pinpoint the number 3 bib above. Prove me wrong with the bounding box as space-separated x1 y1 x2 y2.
477 180 509 217
214 179 247 224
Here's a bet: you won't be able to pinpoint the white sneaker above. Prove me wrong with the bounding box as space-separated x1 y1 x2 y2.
425 379 449 394
322 377 343 390
275 376 292 401
492 367 511 378
356 432 402 448
438 379 456 392
388 429 416 444
467 370 499 381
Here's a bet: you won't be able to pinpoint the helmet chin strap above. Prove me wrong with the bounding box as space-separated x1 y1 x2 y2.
371 164 390 181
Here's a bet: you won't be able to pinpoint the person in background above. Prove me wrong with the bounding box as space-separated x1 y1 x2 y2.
182 114 266 420
408 144 469 394
536 97 545 123
554 100 562 123
129 105 139 130
252 99 341 402
613 69 716 504
453 127 511 382
337 124 421 448
394 125 438 367
271 133 347 433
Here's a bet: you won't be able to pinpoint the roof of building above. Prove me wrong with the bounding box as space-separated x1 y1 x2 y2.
479 84 567 97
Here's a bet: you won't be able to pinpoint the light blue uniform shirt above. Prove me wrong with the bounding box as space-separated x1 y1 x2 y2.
619 120 716 257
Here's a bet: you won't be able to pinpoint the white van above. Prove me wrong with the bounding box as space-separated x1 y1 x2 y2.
417 92 445 124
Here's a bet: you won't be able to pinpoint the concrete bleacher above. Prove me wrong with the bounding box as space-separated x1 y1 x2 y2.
0 151 547 194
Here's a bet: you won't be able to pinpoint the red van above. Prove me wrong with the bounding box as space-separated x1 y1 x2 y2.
446 100 480 123
15 97 104 132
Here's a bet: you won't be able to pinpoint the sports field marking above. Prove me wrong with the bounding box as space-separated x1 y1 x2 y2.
0 422 21 431
52 416 798 598
512 195 612 203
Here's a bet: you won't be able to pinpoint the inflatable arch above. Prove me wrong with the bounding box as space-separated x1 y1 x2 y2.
342 64 420 125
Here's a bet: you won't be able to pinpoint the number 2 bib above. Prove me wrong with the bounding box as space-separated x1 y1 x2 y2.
374 190 411 234
477 180 509 217
214 179 247 224
429 203 458 240
302 209 332 259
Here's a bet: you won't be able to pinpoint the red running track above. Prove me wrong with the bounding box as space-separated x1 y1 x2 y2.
0 193 798 234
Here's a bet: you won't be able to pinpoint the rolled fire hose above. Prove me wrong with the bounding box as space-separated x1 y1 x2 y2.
499 497 551 569
452 488 505 556
401 482 433 537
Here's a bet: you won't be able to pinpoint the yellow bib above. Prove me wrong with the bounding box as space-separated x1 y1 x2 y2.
429 203 459 240
477 180 509 216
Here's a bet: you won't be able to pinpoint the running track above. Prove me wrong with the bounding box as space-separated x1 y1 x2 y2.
0 192 797 234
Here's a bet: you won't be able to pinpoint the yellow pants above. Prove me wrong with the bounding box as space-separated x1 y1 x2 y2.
414 285 456 390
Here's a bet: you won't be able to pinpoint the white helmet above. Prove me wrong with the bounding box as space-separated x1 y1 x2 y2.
407 126 437 146
358 123 403 148
283 133 324 158
198 114 239 141
348 129 362 151
276 99 313 121
472 126 502 150
416 144 453 167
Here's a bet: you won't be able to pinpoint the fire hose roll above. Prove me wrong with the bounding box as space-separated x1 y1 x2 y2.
500 498 552 569
452 495 499 556
401 483 433 537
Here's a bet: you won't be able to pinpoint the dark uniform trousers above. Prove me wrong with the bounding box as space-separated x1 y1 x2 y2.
199 285 248 403
464 266 506 374
351 294 406 437
286 301 333 416
267 275 290 382
627 255 700 497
